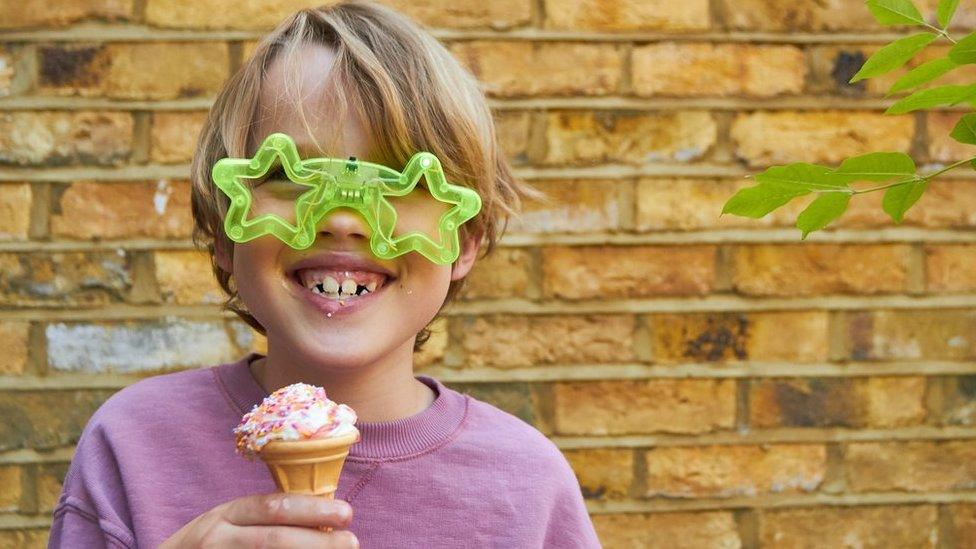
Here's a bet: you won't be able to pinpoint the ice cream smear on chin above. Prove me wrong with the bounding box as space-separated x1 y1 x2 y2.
234 383 358 457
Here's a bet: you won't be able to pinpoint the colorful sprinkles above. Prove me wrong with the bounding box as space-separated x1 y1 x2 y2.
233 382 358 457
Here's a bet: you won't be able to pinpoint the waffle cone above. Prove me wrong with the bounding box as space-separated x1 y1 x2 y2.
258 431 359 498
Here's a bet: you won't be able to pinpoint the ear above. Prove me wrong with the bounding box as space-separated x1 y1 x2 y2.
450 230 482 281
214 235 233 274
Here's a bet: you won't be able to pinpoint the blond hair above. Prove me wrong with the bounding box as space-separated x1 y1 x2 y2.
190 1 536 350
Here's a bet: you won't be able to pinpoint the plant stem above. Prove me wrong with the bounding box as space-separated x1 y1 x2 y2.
923 22 956 44
848 157 976 194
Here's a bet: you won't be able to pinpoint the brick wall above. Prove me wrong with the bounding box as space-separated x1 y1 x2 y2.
2 1 976 547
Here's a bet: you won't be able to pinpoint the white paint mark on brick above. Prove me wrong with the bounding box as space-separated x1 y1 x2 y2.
153 179 171 215
46 318 238 373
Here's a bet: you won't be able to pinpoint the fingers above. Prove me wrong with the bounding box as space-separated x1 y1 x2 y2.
236 525 359 548
223 493 353 529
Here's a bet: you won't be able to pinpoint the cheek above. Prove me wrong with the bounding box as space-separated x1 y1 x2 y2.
398 256 453 304
231 241 283 303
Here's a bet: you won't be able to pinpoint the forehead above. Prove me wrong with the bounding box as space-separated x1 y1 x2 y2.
248 42 370 160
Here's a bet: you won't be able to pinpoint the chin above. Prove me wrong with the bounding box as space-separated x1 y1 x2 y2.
285 331 395 369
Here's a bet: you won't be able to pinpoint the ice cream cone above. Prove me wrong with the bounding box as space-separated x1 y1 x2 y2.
259 431 359 498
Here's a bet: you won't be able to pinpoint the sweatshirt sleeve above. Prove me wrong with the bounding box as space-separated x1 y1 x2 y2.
542 450 603 548
48 415 136 549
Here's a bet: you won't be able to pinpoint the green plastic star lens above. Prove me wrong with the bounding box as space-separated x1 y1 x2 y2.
212 133 482 264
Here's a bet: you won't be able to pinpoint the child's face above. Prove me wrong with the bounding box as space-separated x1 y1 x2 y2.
218 43 478 369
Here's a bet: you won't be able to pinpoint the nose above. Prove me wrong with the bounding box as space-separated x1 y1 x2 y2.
316 207 371 244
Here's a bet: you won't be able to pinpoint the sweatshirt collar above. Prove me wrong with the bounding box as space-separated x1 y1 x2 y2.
214 353 468 461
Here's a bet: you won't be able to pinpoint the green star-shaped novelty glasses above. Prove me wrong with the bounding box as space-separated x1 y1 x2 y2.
211 133 482 264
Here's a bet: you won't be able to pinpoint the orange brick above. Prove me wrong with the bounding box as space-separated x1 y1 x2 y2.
0 183 31 240
451 42 622 97
731 111 915 167
759 505 938 548
942 376 976 427
451 383 538 427
459 248 532 300
150 112 208 164
0 321 29 375
457 314 635 367
36 463 69 513
38 43 228 100
846 310 976 360
146 0 532 29
721 0 878 30
643 444 826 498
0 529 48 548
809 44 976 97
928 111 976 163
593 512 739 548
750 377 927 429
544 111 716 165
844 440 976 492
383 0 532 28
494 111 530 164
806 44 879 97
649 311 829 363
633 43 805 97
952 504 976 548
146 0 316 28
154 250 223 304
541 245 715 299
0 465 21 511
509 179 626 234
0 111 132 166
545 0 710 31
826 178 976 230
564 448 634 499
636 177 807 231
0 390 113 450
51 180 193 240
0 44 30 97
925 244 976 292
0 252 133 306
552 379 736 435
908 179 976 229
0 0 131 29
729 244 909 296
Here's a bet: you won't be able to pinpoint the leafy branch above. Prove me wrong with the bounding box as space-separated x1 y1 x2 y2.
721 0 976 238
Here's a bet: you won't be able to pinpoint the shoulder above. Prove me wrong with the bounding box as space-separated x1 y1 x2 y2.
451 386 574 474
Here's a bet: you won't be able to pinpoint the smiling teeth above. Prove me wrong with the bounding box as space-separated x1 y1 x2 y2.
306 275 378 300
322 276 340 294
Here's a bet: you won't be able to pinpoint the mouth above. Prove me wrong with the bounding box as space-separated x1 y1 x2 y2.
291 268 394 301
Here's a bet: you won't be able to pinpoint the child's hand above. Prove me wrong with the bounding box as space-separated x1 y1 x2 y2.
159 493 358 548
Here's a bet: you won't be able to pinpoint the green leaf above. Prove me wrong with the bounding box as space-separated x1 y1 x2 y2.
950 113 976 145
866 0 926 26
886 84 976 113
937 0 961 28
887 57 958 94
833 152 917 183
850 33 937 83
950 32 976 64
882 179 929 222
753 163 849 191
797 192 852 239
721 181 811 219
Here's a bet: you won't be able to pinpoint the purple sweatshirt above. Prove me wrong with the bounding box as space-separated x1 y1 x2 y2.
48 354 600 548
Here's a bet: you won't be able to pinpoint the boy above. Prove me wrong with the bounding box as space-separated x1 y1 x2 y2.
49 3 600 547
